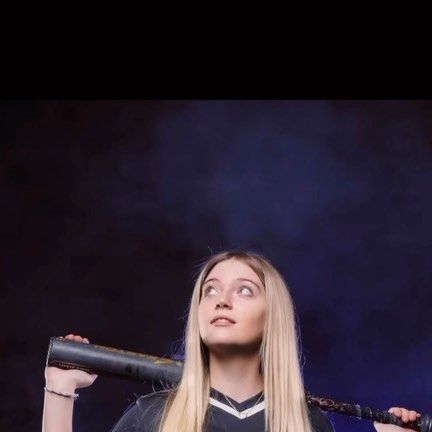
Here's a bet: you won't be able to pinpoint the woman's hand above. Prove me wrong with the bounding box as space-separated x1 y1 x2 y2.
44 334 98 391
373 407 421 432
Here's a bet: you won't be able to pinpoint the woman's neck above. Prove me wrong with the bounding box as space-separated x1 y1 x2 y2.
209 350 264 403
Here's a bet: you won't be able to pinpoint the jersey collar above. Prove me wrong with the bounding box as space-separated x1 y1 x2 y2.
209 387 265 420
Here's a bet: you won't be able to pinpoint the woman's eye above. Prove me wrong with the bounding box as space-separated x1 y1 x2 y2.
203 286 216 296
239 286 253 295
202 285 253 297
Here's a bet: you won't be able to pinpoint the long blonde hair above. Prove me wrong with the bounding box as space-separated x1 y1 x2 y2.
156 250 313 432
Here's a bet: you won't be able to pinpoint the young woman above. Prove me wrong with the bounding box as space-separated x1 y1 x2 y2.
42 250 420 432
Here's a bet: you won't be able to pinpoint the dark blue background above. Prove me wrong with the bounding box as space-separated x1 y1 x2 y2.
1 100 430 431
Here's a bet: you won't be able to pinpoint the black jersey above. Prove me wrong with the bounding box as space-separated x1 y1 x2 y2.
110 387 335 432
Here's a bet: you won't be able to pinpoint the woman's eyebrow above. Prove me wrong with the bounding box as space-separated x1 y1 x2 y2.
203 277 262 290
236 278 262 290
203 278 219 284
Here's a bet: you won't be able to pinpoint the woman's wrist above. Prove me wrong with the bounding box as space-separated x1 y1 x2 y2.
45 379 78 394
44 386 79 400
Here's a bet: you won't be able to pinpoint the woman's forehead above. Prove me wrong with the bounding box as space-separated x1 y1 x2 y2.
205 258 261 284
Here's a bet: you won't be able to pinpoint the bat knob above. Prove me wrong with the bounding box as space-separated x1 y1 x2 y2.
420 414 432 432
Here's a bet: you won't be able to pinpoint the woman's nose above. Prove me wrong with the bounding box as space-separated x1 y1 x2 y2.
215 295 232 309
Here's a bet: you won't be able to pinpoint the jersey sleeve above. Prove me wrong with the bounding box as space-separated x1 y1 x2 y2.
109 391 169 432
308 403 335 432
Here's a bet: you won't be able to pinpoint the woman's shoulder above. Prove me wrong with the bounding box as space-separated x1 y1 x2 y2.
110 390 172 432
307 402 335 432
135 389 172 412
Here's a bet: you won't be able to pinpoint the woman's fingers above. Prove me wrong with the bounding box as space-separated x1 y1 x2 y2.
408 410 421 421
374 407 421 432
388 407 401 418
61 334 90 343
389 407 421 423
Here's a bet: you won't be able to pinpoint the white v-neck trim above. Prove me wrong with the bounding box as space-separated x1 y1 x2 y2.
209 397 265 420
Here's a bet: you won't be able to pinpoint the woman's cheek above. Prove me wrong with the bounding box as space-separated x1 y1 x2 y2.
197 308 208 338
251 307 266 335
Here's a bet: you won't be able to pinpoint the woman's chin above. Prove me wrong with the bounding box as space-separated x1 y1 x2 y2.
205 340 262 355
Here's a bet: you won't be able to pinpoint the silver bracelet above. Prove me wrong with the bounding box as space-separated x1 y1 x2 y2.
44 386 79 400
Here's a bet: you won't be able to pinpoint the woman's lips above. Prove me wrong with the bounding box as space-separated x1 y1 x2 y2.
212 318 235 326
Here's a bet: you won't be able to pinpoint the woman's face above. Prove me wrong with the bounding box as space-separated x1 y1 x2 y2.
198 258 266 354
